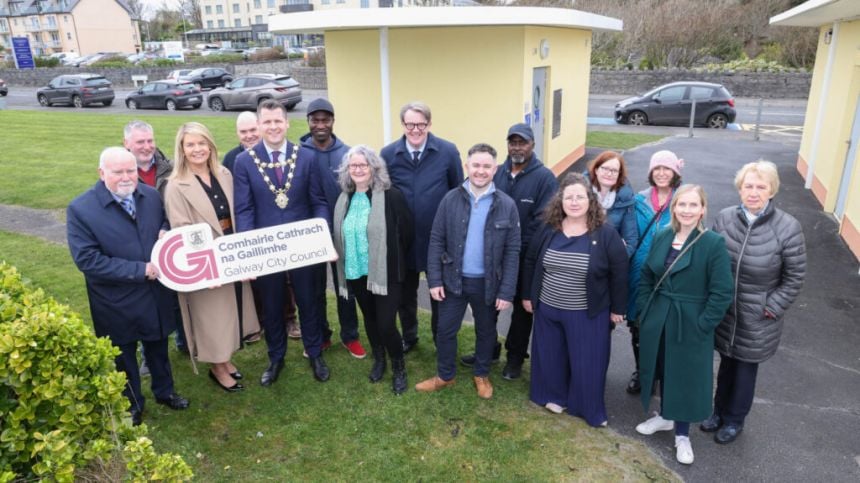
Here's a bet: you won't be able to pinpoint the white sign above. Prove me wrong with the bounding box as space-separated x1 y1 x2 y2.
152 218 336 292
163 41 185 63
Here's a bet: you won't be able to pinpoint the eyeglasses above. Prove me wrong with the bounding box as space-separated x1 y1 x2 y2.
348 163 370 172
563 195 589 202
598 166 620 176
403 122 428 132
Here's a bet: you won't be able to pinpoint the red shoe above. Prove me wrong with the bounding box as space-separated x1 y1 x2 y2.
342 339 367 359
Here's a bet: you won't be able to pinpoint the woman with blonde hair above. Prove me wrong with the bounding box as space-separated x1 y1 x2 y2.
634 184 733 465
163 122 259 392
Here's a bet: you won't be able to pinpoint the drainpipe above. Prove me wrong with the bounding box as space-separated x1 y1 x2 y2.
806 22 839 190
379 26 391 145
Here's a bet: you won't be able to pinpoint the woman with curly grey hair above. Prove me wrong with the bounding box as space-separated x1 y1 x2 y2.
332 145 414 394
521 173 628 427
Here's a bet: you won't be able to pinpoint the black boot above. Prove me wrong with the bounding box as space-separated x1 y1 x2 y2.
369 347 386 383
391 356 407 395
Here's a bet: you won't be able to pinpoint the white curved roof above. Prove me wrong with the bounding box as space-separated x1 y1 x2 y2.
268 6 623 34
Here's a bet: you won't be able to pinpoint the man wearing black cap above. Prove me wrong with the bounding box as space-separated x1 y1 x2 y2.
300 98 366 359
460 123 558 380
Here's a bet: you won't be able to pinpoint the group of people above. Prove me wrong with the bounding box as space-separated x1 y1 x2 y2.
66 98 806 466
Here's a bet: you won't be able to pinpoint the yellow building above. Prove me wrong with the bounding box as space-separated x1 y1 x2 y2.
771 0 860 264
269 6 622 175
0 0 141 56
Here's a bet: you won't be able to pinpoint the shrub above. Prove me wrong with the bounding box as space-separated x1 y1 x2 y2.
34 57 60 68
91 56 131 68
0 262 192 481
137 58 178 68
189 53 242 64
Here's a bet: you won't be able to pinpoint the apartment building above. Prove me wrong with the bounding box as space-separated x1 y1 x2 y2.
0 0 140 57
191 0 459 47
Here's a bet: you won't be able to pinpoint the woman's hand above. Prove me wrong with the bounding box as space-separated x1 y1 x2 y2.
610 312 625 325
522 300 533 313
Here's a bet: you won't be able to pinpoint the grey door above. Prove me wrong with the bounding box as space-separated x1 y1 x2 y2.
532 67 548 162
835 95 860 220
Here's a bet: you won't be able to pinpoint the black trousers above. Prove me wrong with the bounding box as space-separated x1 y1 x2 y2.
398 269 439 344
117 337 174 413
349 277 404 359
713 353 760 426
503 293 533 361
630 324 641 371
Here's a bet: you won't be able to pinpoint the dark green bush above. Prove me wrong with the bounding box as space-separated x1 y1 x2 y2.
189 53 242 64
34 57 60 68
0 262 192 482
92 56 131 68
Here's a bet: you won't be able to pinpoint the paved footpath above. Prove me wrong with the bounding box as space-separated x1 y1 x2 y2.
1 127 858 482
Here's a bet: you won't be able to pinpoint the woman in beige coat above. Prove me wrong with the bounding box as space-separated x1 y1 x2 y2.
164 122 259 392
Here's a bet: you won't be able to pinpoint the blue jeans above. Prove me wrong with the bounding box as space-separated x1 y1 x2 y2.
435 277 498 380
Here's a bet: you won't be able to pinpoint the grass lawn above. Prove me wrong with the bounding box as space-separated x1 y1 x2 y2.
0 110 663 209
0 229 678 481
586 131 665 151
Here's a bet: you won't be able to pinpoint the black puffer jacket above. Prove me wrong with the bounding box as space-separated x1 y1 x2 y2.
712 203 806 363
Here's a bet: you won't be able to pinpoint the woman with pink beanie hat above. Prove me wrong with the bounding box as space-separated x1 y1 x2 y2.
624 150 684 395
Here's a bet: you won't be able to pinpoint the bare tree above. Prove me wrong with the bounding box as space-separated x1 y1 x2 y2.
180 0 203 29
125 0 147 20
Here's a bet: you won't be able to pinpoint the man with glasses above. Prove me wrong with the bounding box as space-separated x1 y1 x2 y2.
381 101 463 352
460 123 558 380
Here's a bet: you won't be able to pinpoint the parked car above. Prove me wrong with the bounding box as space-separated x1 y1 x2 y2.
207 74 301 112
166 69 193 81
36 74 114 108
125 80 202 111
0 78 7 96
48 52 80 63
78 52 122 66
614 81 736 128
65 54 97 67
179 68 233 90
126 52 160 64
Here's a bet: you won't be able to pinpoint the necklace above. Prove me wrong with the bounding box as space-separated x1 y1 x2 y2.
248 144 298 209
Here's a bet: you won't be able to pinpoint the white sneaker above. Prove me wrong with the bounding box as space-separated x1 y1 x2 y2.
544 402 565 414
635 413 674 435
675 435 694 464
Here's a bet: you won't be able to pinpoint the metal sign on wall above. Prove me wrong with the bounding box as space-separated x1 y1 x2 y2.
12 37 35 70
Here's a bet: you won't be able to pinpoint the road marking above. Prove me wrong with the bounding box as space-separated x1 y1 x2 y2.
738 124 804 137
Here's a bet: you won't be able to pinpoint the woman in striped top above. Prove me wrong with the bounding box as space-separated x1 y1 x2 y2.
521 173 628 427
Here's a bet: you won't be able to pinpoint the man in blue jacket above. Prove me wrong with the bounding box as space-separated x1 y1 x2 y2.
417 143 520 399
233 100 331 385
67 147 189 426
300 98 365 359
461 123 558 380
381 101 463 352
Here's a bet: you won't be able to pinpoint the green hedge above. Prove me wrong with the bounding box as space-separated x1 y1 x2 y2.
0 262 191 482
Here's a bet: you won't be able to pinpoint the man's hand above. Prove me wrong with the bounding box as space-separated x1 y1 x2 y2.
145 262 160 280
158 229 167 239
610 312 625 325
495 299 511 311
522 300 533 313
429 286 445 302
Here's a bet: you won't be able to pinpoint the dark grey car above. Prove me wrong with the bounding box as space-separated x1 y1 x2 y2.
36 74 115 108
207 74 302 112
614 81 737 128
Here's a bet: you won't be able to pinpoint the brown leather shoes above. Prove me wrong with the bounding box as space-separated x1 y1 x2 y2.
415 375 455 392
474 376 493 399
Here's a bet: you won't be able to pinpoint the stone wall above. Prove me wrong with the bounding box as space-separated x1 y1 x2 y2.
0 60 328 90
590 69 811 98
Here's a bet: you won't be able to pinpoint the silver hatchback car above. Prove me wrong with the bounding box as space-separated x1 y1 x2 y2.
207 74 302 112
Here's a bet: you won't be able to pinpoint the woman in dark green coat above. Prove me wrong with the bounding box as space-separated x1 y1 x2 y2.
633 184 733 465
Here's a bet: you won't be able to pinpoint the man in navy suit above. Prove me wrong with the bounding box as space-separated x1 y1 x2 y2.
233 99 332 385
67 147 189 426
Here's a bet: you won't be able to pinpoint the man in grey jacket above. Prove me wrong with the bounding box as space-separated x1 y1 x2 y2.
417 143 520 400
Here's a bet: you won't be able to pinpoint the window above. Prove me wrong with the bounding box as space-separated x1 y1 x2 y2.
216 5 223 13
690 87 714 100
205 5 212 14
218 19 225 27
66 32 72 40
141 83 156 93
64 16 68 23
234 18 241 27
360 0 368 7
337 0 344 3
255 15 263 24
654 86 686 103
254 0 261 8
267 0 275 7
230 78 246 88
321 0 329 4
207 20 214 28
233 3 240 13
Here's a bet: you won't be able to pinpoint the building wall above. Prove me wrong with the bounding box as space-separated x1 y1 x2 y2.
796 19 860 262
72 0 138 54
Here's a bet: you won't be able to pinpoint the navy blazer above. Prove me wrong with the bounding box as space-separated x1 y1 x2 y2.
522 222 629 318
233 140 330 231
381 132 463 272
67 181 176 345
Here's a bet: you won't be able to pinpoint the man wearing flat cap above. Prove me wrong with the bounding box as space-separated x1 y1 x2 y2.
300 98 366 360
460 123 558 380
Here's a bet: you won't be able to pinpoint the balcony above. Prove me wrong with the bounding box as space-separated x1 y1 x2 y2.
43 22 58 31
279 4 313 13
25 24 42 32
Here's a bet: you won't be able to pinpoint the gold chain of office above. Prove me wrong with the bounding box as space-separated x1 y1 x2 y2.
248 144 299 209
